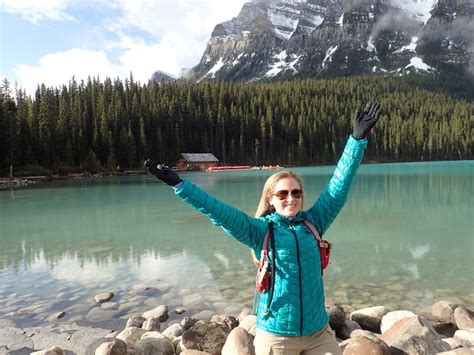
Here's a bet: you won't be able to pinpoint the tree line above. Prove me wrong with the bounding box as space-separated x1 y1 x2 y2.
0 75 472 176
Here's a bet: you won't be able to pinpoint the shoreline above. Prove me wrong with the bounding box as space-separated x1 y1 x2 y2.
1 297 473 354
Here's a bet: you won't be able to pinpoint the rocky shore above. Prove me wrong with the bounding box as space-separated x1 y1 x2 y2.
1 296 473 355
0 170 147 190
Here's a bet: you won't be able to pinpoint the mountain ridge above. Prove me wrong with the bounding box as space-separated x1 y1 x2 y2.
181 0 473 83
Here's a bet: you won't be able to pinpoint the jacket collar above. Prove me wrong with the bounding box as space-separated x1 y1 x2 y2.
268 210 306 225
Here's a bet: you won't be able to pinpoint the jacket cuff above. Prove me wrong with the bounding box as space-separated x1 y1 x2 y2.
346 135 368 159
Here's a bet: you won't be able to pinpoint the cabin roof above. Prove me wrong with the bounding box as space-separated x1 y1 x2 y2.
179 153 219 163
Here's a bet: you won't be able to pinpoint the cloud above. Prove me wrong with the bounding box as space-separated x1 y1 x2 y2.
13 48 121 94
0 0 74 23
8 0 247 93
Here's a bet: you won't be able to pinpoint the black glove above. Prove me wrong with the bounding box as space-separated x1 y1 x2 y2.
144 159 182 186
353 102 381 140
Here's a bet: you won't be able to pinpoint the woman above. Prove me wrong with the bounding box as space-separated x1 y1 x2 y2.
145 102 381 354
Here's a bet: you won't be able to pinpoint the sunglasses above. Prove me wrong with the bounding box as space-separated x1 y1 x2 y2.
273 189 303 200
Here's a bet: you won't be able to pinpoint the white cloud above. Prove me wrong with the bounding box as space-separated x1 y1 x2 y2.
13 48 121 94
0 0 74 23
8 0 247 93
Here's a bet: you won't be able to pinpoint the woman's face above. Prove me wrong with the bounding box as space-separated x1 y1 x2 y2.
269 177 303 217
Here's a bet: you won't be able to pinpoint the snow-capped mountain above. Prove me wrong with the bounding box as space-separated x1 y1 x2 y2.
187 0 473 81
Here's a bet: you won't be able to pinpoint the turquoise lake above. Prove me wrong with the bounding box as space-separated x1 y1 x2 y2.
0 161 473 328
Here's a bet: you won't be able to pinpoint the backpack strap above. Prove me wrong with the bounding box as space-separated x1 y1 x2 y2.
303 220 332 275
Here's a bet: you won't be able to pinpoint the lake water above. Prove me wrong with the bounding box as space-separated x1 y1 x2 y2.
0 161 473 329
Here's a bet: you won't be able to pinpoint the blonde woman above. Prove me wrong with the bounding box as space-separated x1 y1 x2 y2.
145 102 381 354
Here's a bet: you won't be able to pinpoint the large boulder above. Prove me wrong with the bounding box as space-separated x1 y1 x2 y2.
162 323 184 339
135 337 174 355
210 315 238 332
326 303 346 330
454 306 474 330
221 327 255 355
181 320 231 354
453 329 474 347
343 329 390 355
350 306 388 333
126 315 146 328
238 315 257 337
116 327 147 349
94 339 127 355
142 305 169 322
380 316 450 354
432 301 458 324
337 319 362 340
380 310 416 334
142 317 161 331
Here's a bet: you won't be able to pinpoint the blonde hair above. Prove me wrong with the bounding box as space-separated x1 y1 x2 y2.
251 171 304 267
255 171 304 217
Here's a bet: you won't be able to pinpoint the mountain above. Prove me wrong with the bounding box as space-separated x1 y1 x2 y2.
187 0 473 82
151 70 177 83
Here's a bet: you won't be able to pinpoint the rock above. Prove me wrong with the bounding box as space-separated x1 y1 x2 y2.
454 329 474 347
437 349 474 355
380 316 450 354
101 302 119 311
337 319 362 340
95 292 114 303
326 303 346 330
31 346 65 355
210 314 238 331
380 310 416 334
350 306 388 333
441 337 464 349
454 306 474 330
116 327 147 349
135 337 175 355
175 307 187 314
55 312 66 319
142 317 161 331
163 323 184 339
182 317 199 331
182 320 231 354
183 294 205 308
238 315 257 337
180 350 213 354
432 301 458 324
143 305 169 322
94 339 127 355
126 315 146 328
343 335 390 355
222 327 255 355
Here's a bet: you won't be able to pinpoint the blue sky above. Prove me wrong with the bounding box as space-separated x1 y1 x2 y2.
0 0 247 94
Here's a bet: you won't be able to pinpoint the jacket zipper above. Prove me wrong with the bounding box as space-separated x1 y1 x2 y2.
289 223 303 335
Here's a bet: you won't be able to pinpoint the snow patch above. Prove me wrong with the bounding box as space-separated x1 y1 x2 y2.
394 36 418 53
232 53 244 66
322 46 338 68
265 52 301 78
396 0 437 25
367 36 376 52
405 57 433 72
338 14 344 26
207 57 225 77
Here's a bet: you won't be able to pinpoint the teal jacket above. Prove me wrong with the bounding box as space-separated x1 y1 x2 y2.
175 136 367 336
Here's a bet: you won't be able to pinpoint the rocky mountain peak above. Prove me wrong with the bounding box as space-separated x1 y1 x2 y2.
185 0 473 82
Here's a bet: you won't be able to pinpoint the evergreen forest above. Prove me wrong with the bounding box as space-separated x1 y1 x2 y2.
0 75 472 176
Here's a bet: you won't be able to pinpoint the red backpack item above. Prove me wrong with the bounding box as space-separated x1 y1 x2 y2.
255 220 332 293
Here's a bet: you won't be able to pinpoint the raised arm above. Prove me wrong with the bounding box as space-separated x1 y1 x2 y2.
305 102 381 235
144 160 267 251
